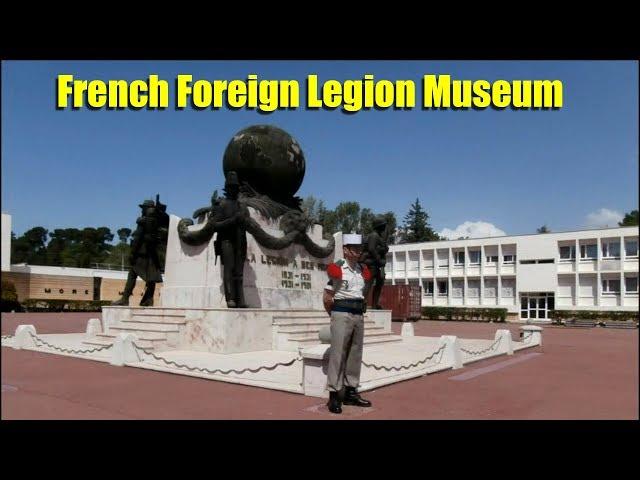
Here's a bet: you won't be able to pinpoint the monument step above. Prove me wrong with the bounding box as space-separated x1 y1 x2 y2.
97 332 169 342
123 316 187 325
273 315 331 325
101 330 170 340
286 330 393 342
276 320 376 331
83 337 160 350
291 334 401 346
130 310 186 317
109 323 180 333
278 324 384 335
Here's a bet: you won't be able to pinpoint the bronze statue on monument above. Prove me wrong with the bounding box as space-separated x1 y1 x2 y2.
113 195 169 307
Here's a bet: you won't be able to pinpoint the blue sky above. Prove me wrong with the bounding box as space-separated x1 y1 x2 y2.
2 60 638 240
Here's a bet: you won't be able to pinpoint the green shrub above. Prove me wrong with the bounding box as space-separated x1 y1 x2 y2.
550 309 639 324
422 306 508 323
21 299 112 312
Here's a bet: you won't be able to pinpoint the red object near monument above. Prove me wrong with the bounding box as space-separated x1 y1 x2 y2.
367 284 422 321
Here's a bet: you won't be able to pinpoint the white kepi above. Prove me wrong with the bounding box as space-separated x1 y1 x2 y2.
342 233 362 245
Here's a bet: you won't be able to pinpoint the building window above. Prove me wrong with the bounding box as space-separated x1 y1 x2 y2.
437 281 448 296
422 280 434 295
452 280 464 298
467 280 480 298
601 278 621 294
85 290 89 295
503 254 516 264
625 240 638 257
501 279 515 297
454 251 465 265
44 288 51 293
559 245 575 261
72 289 77 294
602 241 621 259
468 250 480 265
580 244 597 260
625 276 638 294
484 279 497 298
59 289 64 294
486 255 498 264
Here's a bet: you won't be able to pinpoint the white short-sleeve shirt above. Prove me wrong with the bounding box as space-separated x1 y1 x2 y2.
324 259 366 300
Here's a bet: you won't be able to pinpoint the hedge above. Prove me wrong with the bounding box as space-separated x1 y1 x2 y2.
422 307 507 323
21 299 113 312
549 309 638 324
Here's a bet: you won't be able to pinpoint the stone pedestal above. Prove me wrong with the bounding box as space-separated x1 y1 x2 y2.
161 211 338 310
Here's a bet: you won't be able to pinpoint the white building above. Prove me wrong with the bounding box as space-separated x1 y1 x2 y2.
1 213 11 272
386 226 639 321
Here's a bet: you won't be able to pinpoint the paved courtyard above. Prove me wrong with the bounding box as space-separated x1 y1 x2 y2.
1 312 637 420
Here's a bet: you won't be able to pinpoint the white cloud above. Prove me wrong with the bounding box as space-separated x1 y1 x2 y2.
585 208 623 228
439 221 506 240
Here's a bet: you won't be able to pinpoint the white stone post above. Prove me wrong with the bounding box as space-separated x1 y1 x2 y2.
519 325 543 346
110 333 140 366
85 318 102 339
494 329 513 355
401 322 415 337
438 335 463 369
13 325 37 350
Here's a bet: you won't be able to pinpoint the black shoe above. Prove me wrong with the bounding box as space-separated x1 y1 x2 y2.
111 296 130 306
327 391 342 414
343 387 372 407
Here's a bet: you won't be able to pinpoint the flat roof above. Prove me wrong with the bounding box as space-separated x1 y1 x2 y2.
389 225 639 247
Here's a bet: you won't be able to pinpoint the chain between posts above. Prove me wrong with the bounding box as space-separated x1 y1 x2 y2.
362 343 446 372
521 332 534 345
460 336 502 356
132 342 302 375
1 334 14 341
28 331 113 355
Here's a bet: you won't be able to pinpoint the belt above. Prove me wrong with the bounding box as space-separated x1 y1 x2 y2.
332 298 365 314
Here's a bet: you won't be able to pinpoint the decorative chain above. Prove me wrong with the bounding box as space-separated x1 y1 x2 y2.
1 334 14 340
132 342 302 375
29 331 113 355
362 343 446 372
521 332 534 344
460 336 502 356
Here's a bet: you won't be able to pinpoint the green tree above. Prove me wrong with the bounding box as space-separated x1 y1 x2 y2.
401 198 439 243
537 225 551 233
619 210 639 227
46 228 81 266
11 227 48 265
117 227 132 244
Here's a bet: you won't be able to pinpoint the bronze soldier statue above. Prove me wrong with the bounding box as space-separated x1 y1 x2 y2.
213 171 249 308
360 216 389 310
113 196 169 307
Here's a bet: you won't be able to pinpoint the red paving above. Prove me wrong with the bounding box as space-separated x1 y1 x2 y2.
1 312 638 419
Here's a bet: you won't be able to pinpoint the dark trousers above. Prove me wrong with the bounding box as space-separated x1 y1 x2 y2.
220 239 246 307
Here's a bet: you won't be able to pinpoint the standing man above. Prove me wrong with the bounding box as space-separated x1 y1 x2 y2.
360 216 389 309
323 233 373 414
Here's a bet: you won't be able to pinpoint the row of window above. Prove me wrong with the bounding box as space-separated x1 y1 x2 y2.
43 288 89 295
401 253 517 268
559 239 638 261
601 277 638 294
421 279 515 298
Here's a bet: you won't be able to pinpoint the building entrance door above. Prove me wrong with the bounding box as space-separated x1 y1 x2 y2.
520 292 554 320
